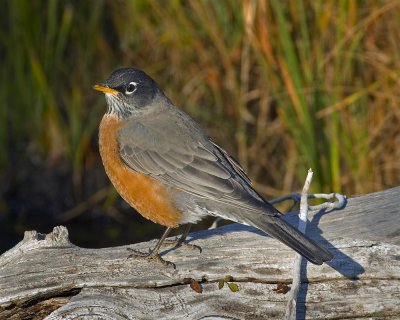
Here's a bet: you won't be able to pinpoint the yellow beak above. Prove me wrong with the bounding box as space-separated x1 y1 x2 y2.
93 84 119 95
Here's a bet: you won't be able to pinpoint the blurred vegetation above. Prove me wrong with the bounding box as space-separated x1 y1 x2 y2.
1 0 399 251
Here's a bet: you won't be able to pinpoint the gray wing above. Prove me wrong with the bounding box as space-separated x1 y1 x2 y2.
117 114 268 211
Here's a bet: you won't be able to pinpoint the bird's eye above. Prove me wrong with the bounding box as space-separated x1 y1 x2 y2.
125 82 137 95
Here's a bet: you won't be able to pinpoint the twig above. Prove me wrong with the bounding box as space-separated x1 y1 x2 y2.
285 169 313 319
308 193 346 211
270 192 346 211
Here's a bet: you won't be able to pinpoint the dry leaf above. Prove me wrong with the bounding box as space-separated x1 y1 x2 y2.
272 282 290 294
223 275 233 282
190 279 202 293
227 282 239 292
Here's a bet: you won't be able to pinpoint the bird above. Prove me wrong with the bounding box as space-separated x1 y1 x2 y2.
93 67 333 266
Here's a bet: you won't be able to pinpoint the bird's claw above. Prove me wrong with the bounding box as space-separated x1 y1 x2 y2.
126 248 175 268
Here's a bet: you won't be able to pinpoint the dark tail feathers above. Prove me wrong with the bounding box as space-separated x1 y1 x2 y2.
247 214 333 265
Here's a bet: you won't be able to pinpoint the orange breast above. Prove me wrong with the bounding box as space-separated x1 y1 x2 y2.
99 115 182 227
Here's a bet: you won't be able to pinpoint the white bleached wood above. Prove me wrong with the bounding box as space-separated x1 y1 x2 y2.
0 187 399 319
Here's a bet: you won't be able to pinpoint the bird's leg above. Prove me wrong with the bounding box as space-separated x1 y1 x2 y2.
127 227 175 267
162 224 202 252
149 227 173 258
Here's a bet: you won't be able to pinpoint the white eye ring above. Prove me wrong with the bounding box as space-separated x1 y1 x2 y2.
125 82 137 95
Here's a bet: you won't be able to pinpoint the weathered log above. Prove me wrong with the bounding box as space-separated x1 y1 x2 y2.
0 187 399 319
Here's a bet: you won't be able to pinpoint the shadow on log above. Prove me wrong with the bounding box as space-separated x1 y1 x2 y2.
0 187 399 319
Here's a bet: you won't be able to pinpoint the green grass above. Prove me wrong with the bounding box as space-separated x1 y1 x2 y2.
1 0 399 201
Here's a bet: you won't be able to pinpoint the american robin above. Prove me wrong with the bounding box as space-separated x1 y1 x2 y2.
93 68 333 265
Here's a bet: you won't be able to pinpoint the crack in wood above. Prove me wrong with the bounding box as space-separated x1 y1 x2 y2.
0 288 81 320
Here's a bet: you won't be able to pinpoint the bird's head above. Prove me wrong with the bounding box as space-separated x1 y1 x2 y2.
93 68 160 118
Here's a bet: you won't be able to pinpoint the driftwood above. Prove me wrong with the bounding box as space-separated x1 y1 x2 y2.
0 187 399 319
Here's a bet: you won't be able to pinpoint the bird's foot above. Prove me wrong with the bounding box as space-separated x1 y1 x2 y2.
126 248 176 268
161 239 202 253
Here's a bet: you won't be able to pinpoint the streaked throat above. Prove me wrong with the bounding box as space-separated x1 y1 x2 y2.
105 94 133 119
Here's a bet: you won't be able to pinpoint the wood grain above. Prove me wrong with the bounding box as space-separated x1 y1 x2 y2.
0 187 399 319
